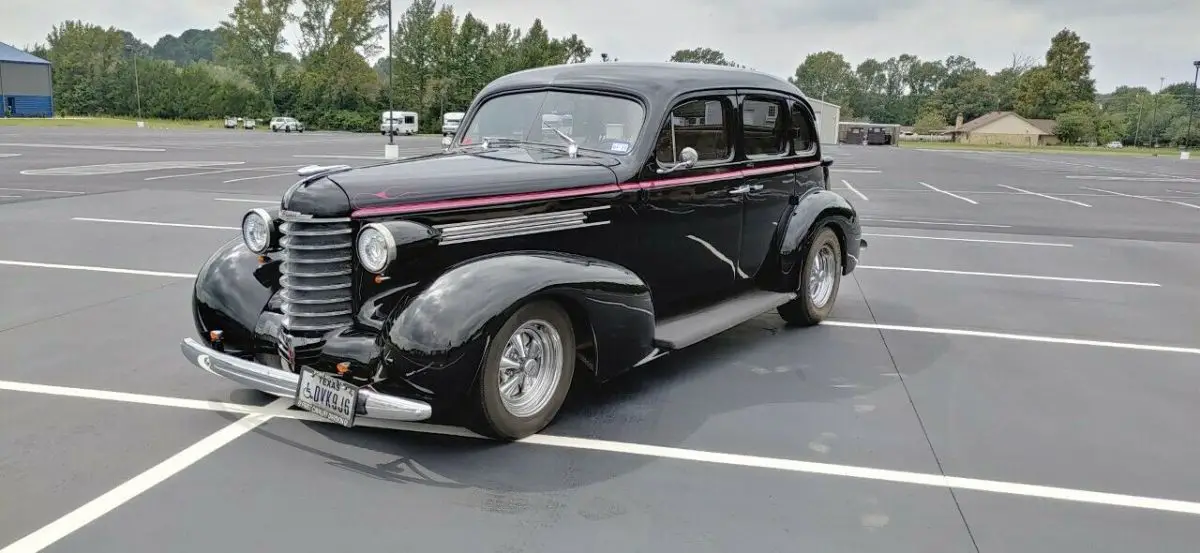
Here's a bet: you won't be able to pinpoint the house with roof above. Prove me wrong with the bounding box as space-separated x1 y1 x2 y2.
0 41 53 117
945 111 1059 147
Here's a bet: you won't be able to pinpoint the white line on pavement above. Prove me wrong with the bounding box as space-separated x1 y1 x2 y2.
862 233 1073 247
71 217 238 230
1066 176 1198 182
0 143 164 152
823 321 1200 355
223 172 295 183
0 397 290 553
861 218 1010 228
0 187 85 195
1081 187 1200 210
213 197 278 204
998 184 1092 207
0 259 195 279
857 265 1159 287
2 380 1200 520
841 180 868 201
919 182 978 204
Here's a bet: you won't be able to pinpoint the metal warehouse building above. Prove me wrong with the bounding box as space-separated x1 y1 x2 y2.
803 97 841 145
0 42 54 117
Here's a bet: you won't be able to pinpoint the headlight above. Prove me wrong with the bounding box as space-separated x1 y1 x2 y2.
356 223 396 274
241 208 274 254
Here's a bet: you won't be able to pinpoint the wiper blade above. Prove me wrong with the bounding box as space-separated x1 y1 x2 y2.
541 126 579 158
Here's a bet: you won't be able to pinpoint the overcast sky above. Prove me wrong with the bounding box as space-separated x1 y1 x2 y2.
3 0 1197 93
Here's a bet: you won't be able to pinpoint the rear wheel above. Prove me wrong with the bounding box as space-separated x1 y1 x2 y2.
778 225 842 326
471 300 575 440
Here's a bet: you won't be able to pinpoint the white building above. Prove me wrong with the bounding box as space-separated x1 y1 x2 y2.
804 97 841 145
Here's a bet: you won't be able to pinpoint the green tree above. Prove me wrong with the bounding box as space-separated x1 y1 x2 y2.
216 0 296 112
790 51 855 107
669 47 737 66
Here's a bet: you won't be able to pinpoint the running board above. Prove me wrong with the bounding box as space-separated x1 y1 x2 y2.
653 290 798 350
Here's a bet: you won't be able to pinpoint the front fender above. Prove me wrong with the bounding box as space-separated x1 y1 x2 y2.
762 189 861 291
379 250 654 405
192 237 281 355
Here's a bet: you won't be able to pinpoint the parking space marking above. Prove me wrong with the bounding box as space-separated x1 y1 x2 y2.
0 187 85 195
824 321 1200 355
0 153 21 158
862 233 1073 247
857 265 1159 286
0 143 165 152
834 169 882 174
213 197 278 204
0 195 18 198
0 380 271 416
3 380 1200 520
998 184 1091 207
223 172 295 183
0 397 290 553
840 180 868 201
143 165 304 182
0 259 195 279
919 182 978 204
1067 176 1198 182
1082 187 1200 210
20 161 244 177
294 154 385 160
861 218 1010 228
71 217 238 231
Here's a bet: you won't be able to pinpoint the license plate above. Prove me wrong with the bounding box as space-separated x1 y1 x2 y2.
294 367 359 428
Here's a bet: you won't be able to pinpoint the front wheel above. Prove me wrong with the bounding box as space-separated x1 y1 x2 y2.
778 225 842 326
471 300 575 440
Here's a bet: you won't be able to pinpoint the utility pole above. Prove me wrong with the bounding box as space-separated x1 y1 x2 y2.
1149 77 1164 148
1187 60 1200 151
125 45 142 122
387 0 394 146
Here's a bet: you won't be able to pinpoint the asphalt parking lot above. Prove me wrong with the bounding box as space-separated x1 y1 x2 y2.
2 127 1199 553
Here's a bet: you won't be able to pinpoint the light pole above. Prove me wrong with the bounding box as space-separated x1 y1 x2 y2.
387 0 394 146
1150 77 1163 148
125 45 142 122
1186 60 1200 151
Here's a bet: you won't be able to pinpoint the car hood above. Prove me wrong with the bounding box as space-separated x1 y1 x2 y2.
326 147 621 213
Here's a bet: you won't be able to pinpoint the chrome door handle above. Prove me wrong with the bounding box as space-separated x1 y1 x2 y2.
728 185 752 195
748 184 764 191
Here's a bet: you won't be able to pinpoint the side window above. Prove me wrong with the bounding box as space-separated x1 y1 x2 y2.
742 97 788 158
654 98 731 165
790 101 818 154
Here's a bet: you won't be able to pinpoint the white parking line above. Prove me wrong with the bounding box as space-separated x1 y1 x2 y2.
919 182 978 204
998 184 1092 207
824 321 1200 355
294 154 383 160
0 259 195 279
143 165 303 182
856 265 1159 287
862 233 1073 247
0 395 290 553
0 195 18 198
1067 176 1197 182
71 217 238 231
840 180 868 200
223 172 295 183
213 197 278 204
1082 187 1200 210
2 379 1200 521
861 218 1010 228
835 169 882 174
0 143 165 152
0 187 85 195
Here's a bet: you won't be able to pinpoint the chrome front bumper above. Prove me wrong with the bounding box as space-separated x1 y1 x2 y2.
180 337 432 422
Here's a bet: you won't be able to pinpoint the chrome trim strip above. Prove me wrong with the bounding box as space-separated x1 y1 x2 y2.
181 337 432 422
435 206 610 245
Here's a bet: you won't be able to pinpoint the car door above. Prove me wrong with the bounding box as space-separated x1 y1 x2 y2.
734 92 820 279
630 91 745 314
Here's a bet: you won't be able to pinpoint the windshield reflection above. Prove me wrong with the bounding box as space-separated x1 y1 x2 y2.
458 91 645 155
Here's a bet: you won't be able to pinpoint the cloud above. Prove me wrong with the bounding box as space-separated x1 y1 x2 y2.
1 0 1196 92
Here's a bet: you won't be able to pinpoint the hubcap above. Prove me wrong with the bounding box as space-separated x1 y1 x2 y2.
497 319 564 418
807 244 837 308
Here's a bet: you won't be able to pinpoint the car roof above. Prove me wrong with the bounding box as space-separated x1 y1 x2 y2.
478 62 806 105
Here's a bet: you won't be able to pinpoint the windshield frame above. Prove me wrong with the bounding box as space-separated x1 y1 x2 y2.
451 88 648 157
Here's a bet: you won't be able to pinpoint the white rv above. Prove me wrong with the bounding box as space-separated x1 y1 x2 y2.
441 111 465 136
381 111 418 136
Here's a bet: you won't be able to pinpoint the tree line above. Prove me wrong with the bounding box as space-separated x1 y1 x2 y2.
18 5 1199 145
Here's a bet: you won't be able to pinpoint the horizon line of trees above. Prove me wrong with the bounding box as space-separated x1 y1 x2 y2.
15 3 1200 145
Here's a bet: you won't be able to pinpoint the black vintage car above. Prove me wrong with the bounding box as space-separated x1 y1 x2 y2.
182 62 865 440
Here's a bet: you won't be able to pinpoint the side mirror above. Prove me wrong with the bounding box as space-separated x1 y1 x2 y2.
820 155 834 167
656 146 699 174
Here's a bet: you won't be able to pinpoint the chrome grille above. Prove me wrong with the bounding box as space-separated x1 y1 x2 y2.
278 211 355 333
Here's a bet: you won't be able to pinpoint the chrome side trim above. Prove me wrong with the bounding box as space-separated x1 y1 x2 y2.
181 337 432 422
435 206 610 245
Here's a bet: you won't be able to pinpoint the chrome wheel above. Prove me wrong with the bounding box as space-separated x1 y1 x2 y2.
807 243 837 309
497 319 564 418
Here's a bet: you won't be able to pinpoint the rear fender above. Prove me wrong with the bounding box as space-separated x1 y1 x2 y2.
191 238 282 355
379 250 654 405
760 189 861 291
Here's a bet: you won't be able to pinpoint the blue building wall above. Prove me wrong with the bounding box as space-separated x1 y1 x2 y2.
1 94 54 117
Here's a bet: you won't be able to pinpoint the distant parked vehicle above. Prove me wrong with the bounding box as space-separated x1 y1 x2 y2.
224 117 238 129
270 117 304 133
1106 141 1123 149
243 118 256 130
381 111 418 136
441 111 465 136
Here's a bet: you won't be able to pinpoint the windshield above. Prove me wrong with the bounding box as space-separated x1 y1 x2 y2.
458 91 645 155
